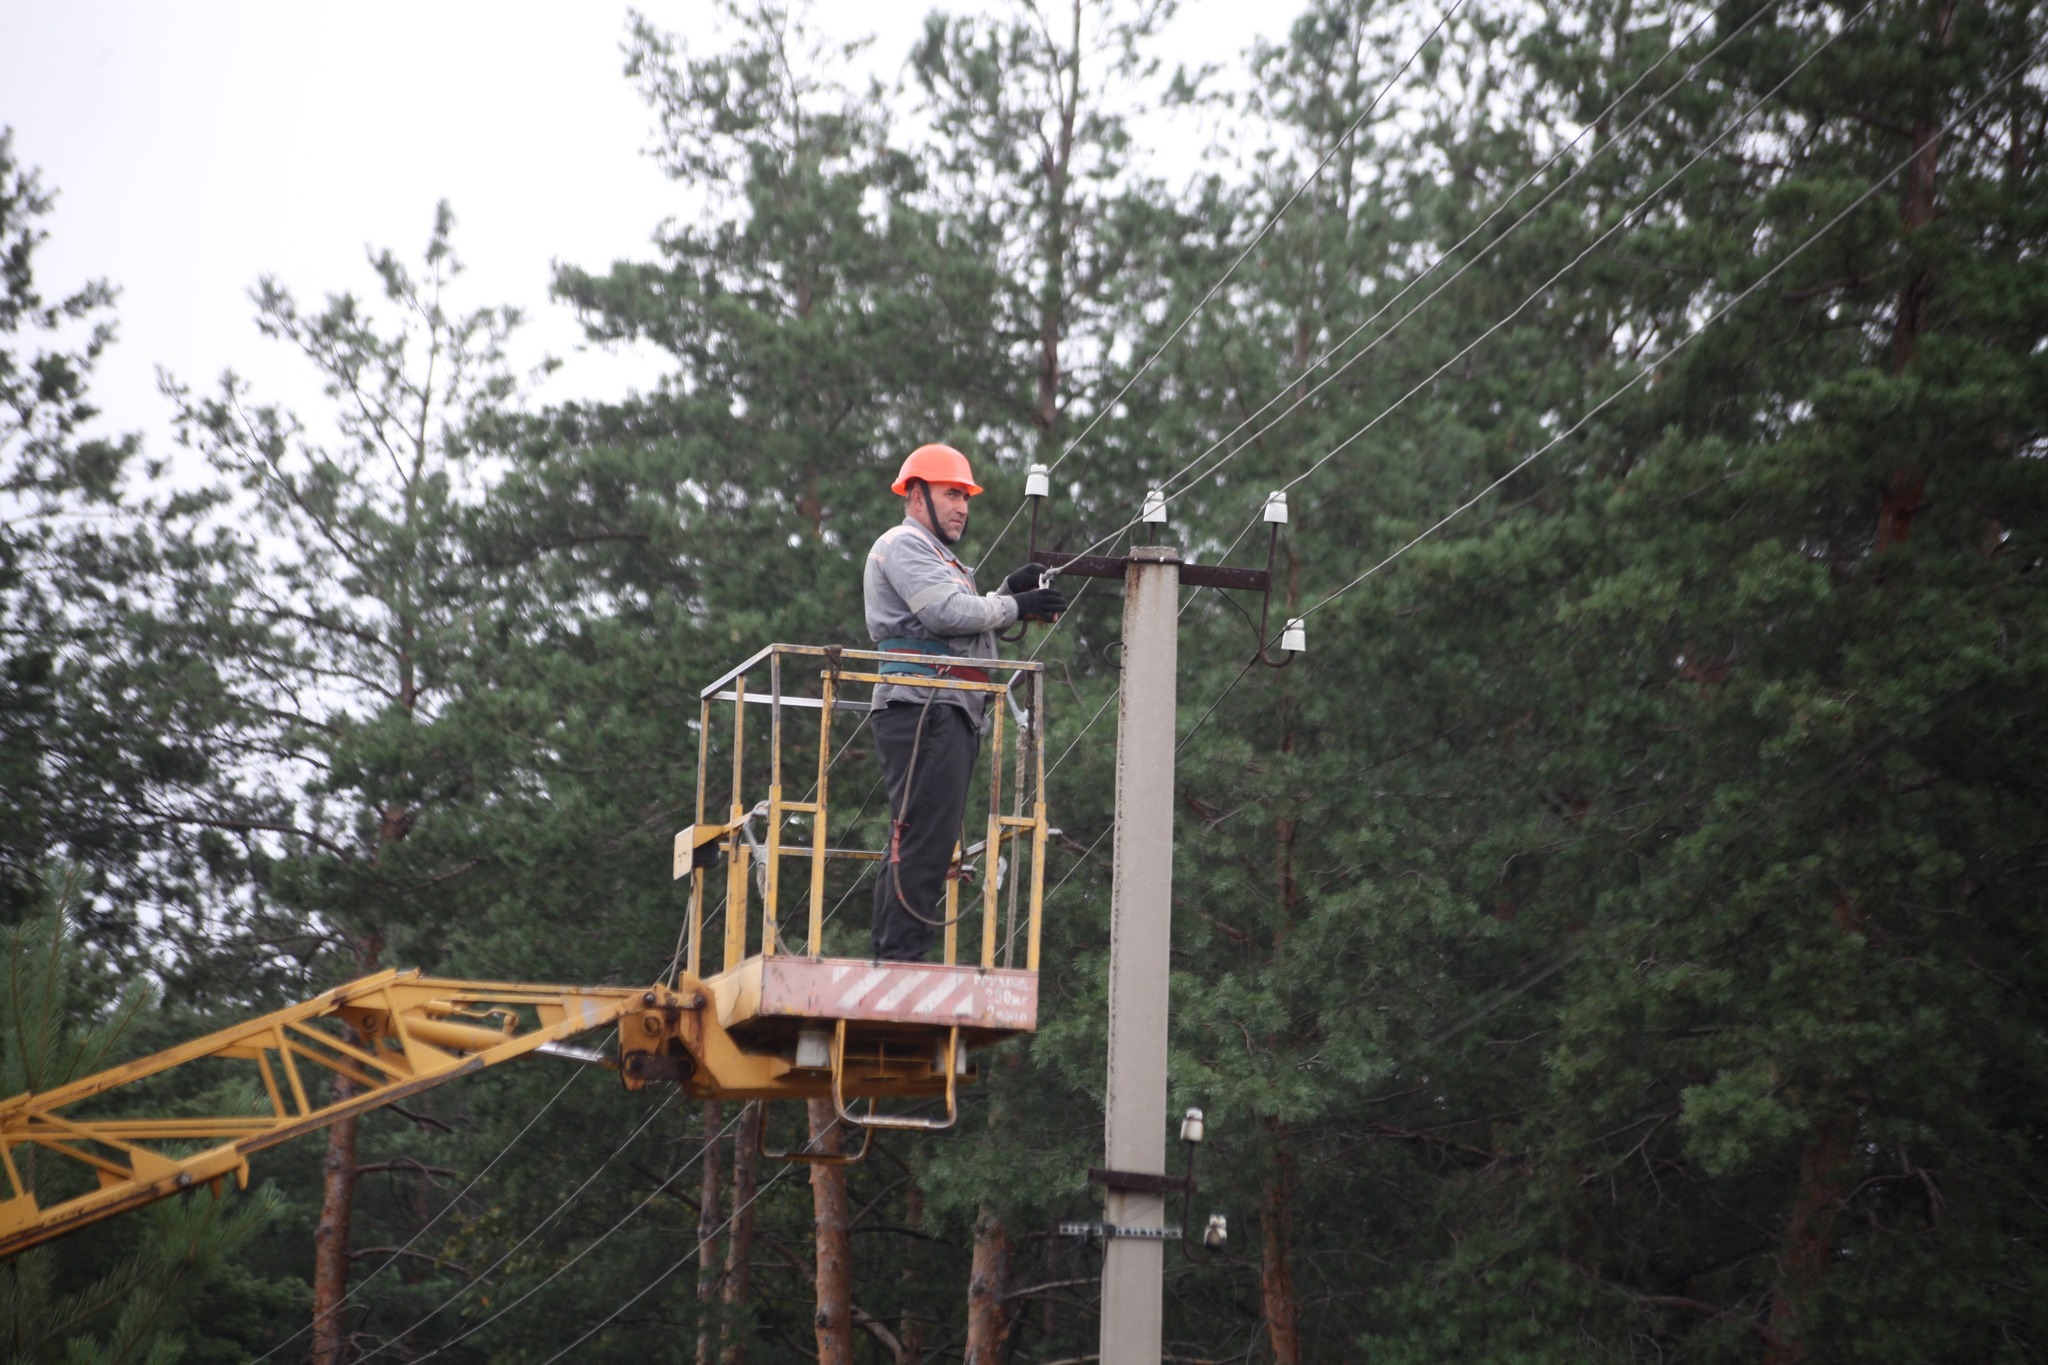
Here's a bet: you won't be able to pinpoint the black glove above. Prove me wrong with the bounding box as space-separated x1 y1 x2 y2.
1003 563 1049 595
1013 586 1067 622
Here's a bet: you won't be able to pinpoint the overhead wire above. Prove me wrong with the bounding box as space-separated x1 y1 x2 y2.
1137 6 1875 774
1043 0 1465 482
1049 0 1850 573
247 1069 586 1364
992 0 1721 738
992 0 1785 703
1292 26 2044 626
1268 2 1868 498
975 0 1471 576
1149 0 1761 504
533 1159 800 1364
395 1101 745 1362
354 1088 694 1361
1023 0 2018 991
1017 1 1869 783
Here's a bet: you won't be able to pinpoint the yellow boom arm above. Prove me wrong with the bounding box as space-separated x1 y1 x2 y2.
0 969 658 1258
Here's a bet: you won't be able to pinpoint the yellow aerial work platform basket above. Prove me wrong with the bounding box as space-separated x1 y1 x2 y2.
668 644 1050 1142
0 644 1052 1256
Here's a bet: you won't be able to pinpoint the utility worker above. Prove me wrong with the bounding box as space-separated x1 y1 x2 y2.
864 443 1066 962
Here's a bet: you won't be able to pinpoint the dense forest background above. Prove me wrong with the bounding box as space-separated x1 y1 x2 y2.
4 0 2045 1360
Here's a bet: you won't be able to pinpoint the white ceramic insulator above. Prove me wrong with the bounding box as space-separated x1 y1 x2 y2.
1280 618 1307 653
1141 488 1168 524
1263 490 1289 524
1025 463 1050 499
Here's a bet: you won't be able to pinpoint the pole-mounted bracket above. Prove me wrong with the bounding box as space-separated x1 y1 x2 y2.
1088 1166 1195 1195
1032 547 1269 593
1058 1220 1184 1242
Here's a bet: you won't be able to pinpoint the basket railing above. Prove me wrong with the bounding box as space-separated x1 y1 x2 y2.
678 644 1049 981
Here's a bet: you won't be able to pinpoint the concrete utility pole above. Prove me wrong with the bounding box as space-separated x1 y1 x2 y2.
1099 546 1181 1364
1030 498 1276 1355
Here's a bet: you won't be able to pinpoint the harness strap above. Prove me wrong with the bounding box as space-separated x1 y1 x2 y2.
876 637 991 685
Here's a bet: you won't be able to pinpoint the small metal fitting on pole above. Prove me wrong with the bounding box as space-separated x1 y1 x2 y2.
1004 464 1057 644
1247 493 1298 669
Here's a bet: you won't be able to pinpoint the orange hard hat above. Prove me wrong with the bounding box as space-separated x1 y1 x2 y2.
891 443 983 496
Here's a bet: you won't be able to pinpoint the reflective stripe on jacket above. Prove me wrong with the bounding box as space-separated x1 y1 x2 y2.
863 518 1017 723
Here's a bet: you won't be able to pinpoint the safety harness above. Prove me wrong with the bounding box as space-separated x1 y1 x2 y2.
876 636 991 685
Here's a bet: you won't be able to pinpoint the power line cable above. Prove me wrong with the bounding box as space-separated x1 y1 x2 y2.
356 1088 690 1361
1046 6 2027 909
249 1069 586 1364
1271 5 1869 498
1044 0 1465 483
396 1100 742 1361
1001 2 1785 681
976 0 1470 575
1294 30 2042 624
1052 0 1858 572
1001 16 2033 1181
532 1158 800 1364
1165 21 2045 777
1066 2 1879 795
1148 0 1762 505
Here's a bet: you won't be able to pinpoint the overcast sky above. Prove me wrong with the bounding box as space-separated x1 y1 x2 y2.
3 0 1298 467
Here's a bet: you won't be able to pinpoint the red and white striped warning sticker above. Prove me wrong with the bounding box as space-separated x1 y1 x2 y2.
756 958 1037 1031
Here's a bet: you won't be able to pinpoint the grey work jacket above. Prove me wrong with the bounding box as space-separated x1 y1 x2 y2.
863 517 1018 725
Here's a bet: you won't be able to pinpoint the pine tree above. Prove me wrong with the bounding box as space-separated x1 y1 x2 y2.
163 202 526 1364
0 129 274 956
0 876 278 1362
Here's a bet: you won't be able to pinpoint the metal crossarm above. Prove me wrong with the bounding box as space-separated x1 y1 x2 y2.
0 970 651 1258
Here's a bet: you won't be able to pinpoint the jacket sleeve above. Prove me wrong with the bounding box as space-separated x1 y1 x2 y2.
884 535 1018 636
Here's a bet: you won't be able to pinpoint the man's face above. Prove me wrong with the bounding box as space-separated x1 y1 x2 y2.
910 482 972 543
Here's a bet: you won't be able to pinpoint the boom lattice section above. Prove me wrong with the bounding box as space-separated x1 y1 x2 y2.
0 970 651 1257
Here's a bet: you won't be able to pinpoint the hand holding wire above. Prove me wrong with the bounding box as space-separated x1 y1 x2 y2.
1013 586 1066 623
1003 563 1050 595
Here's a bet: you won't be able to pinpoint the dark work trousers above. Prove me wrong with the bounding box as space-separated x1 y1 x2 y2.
870 699 982 961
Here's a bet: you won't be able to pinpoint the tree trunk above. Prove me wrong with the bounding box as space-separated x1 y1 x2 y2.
311 931 381 1365
807 1099 855 1365
1876 0 1958 551
719 1102 762 1365
309 1074 359 1365
899 1177 927 1364
1260 1123 1303 1365
1033 1 1081 453
963 1202 1015 1364
695 1098 725 1365
1764 1112 1852 1365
